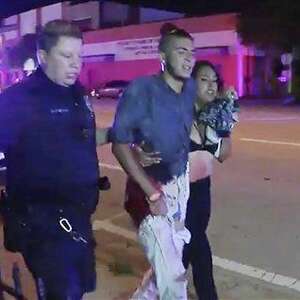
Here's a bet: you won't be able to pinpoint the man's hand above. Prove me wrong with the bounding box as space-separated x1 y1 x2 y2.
147 192 168 216
112 143 164 210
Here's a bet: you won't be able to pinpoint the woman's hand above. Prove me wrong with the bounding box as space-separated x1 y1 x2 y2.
131 142 162 167
219 86 238 101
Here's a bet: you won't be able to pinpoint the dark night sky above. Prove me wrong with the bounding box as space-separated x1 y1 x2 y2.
0 0 254 18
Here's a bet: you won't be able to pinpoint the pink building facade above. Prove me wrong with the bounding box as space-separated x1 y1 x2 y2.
1 6 264 97
81 13 257 97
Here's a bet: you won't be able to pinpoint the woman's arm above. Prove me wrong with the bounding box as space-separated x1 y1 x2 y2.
218 137 232 163
192 122 232 163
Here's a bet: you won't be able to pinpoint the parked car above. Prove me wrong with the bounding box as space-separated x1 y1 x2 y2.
91 80 130 99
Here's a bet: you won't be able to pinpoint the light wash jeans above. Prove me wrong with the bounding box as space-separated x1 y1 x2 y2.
131 169 191 300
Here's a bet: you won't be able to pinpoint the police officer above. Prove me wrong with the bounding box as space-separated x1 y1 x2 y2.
0 20 109 300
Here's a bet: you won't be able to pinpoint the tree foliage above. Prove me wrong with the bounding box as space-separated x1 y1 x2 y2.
237 0 300 51
7 34 37 68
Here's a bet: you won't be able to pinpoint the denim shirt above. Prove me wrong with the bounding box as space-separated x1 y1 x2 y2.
111 75 196 183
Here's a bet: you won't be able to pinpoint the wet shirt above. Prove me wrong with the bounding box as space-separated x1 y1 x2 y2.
111 75 196 183
0 68 99 212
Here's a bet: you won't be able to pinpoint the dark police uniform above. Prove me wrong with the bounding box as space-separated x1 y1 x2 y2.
0 68 99 299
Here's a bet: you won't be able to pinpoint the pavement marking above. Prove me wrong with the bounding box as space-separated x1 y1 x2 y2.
93 218 300 293
240 138 300 147
93 219 136 241
97 161 300 293
212 257 299 290
107 211 127 221
99 162 123 171
242 116 300 122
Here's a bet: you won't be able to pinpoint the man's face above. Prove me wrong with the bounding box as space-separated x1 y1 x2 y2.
40 36 83 87
164 37 195 80
196 65 218 103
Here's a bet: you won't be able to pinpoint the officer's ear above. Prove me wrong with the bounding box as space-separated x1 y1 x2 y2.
36 49 48 66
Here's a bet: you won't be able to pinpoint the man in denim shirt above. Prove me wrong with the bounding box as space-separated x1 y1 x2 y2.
111 24 196 299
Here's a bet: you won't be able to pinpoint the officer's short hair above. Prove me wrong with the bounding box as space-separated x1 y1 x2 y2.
158 23 193 53
37 20 82 52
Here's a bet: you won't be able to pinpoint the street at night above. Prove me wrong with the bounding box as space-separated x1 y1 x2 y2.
1 1 300 298
91 98 300 299
1 98 300 299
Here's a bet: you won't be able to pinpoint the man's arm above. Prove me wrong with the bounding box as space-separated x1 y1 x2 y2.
110 80 160 197
96 127 111 146
112 143 167 215
112 143 160 199
109 80 167 215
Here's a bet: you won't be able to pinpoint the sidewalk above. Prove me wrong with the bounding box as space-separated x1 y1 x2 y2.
1 224 300 300
87 264 300 300
86 265 137 300
1 186 300 300
87 227 300 300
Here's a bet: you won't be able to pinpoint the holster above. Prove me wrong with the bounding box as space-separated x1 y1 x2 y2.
98 176 111 191
0 190 31 252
